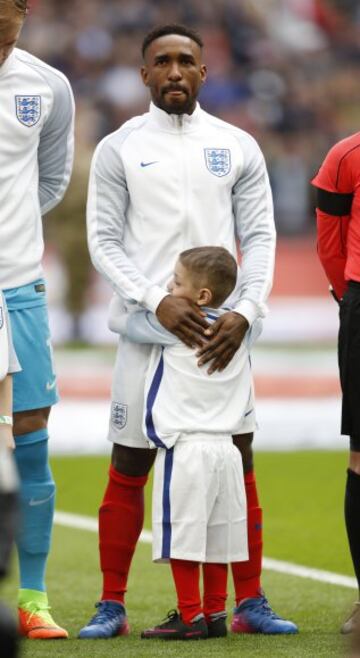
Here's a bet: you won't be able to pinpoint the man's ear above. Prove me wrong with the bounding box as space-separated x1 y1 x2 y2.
200 64 207 84
140 65 149 86
197 287 212 306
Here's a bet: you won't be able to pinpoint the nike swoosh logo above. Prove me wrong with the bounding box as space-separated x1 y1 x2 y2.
29 493 55 506
46 379 57 391
140 160 159 168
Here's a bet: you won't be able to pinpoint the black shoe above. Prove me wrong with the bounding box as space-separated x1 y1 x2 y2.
207 611 227 638
141 609 208 640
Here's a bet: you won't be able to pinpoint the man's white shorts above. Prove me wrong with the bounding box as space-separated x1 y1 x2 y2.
108 336 257 448
152 433 248 563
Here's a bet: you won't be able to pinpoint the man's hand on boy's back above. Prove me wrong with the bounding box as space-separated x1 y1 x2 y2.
156 295 208 348
197 312 249 374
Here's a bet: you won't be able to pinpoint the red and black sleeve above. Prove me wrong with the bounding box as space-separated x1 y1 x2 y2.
311 139 356 300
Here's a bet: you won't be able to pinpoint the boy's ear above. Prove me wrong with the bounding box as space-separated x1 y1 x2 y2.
197 287 212 306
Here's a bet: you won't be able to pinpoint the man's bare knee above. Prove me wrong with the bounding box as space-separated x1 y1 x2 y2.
232 432 254 473
13 407 51 436
111 443 156 477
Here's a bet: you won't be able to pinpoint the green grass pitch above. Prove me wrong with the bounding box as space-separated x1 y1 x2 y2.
2 450 356 657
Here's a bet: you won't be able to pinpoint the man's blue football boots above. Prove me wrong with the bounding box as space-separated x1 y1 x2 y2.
231 594 298 634
78 601 129 639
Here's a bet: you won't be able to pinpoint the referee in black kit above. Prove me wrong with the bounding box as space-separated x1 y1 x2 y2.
312 132 360 636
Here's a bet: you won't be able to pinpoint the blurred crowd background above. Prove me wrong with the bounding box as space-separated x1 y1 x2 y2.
19 0 360 340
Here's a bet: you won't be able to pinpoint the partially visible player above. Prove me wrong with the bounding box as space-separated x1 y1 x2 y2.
108 246 296 639
312 132 360 633
0 0 74 639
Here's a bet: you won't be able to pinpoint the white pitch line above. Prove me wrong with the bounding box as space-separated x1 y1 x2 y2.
262 557 356 589
54 510 357 590
54 510 153 543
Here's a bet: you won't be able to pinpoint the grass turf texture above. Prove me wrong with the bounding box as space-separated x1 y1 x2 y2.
2 450 355 657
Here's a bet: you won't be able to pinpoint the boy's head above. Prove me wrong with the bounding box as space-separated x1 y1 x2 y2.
168 246 237 308
0 1 27 67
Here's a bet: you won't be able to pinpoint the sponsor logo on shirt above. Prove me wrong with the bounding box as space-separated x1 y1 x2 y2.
15 95 41 127
111 402 127 429
140 160 159 168
204 148 231 177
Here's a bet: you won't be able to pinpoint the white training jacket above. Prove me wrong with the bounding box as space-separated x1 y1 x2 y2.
110 306 257 449
0 48 75 290
87 102 276 326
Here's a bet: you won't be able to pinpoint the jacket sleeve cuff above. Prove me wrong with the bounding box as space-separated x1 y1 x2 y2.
233 299 259 326
142 286 168 313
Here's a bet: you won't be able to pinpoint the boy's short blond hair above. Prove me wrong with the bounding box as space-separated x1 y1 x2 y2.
0 0 27 22
179 246 237 307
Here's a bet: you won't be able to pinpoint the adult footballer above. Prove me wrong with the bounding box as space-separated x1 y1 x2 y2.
81 23 297 638
0 0 74 640
313 132 360 634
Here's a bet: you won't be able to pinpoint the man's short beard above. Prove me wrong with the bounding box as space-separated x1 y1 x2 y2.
159 97 195 115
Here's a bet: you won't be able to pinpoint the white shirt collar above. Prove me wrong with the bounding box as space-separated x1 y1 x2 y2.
0 49 16 77
148 101 202 133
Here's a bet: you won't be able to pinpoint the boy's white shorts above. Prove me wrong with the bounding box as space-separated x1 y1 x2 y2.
108 337 257 448
152 433 248 563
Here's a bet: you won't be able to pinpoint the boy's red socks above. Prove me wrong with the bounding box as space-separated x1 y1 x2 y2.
203 562 228 619
170 559 202 624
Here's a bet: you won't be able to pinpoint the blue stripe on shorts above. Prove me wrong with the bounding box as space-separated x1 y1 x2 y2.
145 349 167 449
161 447 174 559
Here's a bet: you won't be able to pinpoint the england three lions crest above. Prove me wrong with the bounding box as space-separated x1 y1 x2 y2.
204 148 231 177
111 402 127 429
15 95 41 127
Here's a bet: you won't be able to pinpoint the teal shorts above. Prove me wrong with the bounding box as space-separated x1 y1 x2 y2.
3 279 59 413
